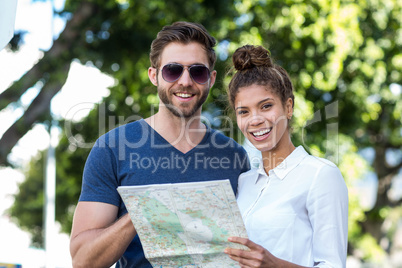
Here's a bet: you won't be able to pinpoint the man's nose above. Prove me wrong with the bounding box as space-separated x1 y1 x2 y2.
177 67 193 87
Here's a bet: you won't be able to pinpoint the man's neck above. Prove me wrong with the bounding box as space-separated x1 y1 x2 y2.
144 110 206 154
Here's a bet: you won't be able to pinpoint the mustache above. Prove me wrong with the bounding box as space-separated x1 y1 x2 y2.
171 86 197 94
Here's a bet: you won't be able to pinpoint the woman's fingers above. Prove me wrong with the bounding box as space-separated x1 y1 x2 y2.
225 237 273 267
228 236 263 251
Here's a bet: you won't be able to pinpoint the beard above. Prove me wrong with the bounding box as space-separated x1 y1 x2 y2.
158 85 209 118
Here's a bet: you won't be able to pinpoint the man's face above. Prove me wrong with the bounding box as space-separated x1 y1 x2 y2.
148 42 216 118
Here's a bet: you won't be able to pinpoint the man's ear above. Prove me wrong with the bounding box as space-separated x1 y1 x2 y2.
148 67 158 86
209 70 217 89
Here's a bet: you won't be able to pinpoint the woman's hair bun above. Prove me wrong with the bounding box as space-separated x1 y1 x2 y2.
232 45 273 71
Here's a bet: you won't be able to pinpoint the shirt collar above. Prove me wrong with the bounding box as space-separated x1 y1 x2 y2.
255 146 308 183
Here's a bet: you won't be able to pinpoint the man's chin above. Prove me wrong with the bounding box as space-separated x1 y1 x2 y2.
159 97 204 119
168 107 200 119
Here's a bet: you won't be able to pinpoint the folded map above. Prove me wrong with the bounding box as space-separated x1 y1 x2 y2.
117 179 249 268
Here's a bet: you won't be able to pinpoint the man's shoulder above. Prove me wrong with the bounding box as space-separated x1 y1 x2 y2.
208 128 244 149
95 119 147 148
100 119 145 138
208 128 236 143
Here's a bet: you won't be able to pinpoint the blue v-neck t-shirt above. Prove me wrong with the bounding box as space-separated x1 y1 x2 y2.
79 119 250 267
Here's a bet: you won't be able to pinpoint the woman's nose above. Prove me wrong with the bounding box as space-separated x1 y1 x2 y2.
249 113 264 126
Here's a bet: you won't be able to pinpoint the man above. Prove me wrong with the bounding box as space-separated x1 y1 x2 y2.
69 21 250 267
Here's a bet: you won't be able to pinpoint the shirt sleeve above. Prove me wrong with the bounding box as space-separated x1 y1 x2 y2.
79 137 121 207
306 163 349 268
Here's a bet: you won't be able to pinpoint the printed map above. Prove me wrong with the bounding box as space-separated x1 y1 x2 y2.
117 180 249 268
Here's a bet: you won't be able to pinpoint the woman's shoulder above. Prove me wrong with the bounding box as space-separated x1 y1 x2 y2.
238 168 259 184
300 153 347 193
240 167 259 177
302 152 339 171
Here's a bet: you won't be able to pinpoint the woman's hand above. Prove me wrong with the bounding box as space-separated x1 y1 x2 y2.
224 236 280 268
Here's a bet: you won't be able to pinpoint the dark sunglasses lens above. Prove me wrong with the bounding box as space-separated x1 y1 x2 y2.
190 66 210 84
162 64 183 82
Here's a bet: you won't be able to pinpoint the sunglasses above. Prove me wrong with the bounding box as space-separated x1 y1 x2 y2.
161 63 211 84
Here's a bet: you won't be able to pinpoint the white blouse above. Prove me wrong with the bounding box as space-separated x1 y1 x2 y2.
237 146 348 268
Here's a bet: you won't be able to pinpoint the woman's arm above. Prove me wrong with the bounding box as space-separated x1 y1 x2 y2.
306 164 349 267
225 164 348 268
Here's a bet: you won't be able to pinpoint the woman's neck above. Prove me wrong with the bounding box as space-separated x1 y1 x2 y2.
261 139 295 174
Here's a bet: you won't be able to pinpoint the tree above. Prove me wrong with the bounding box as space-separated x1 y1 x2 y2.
0 1 98 165
5 0 401 265
227 0 401 262
0 0 239 165
6 0 242 246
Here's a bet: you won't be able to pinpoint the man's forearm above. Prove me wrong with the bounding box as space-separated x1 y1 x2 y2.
70 214 136 268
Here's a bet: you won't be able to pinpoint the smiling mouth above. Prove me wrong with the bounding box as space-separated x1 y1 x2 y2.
251 128 272 137
174 92 194 98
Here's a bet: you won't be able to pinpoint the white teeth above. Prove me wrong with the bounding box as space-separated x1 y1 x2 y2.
252 129 271 137
175 93 192 98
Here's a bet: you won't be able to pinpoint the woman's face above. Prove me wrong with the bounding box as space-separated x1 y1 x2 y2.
234 84 293 153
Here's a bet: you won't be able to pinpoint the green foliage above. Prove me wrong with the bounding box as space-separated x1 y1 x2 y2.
355 234 387 263
8 0 402 262
9 152 45 248
9 132 87 247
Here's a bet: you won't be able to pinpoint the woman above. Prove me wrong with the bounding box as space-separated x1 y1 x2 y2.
224 45 348 268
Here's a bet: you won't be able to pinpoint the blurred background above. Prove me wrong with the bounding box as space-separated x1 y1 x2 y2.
0 0 401 267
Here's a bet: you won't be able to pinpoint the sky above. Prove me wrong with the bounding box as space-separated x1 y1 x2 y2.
0 0 113 266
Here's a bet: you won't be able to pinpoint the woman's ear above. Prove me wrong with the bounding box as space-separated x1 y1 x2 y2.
148 67 158 86
286 98 293 120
